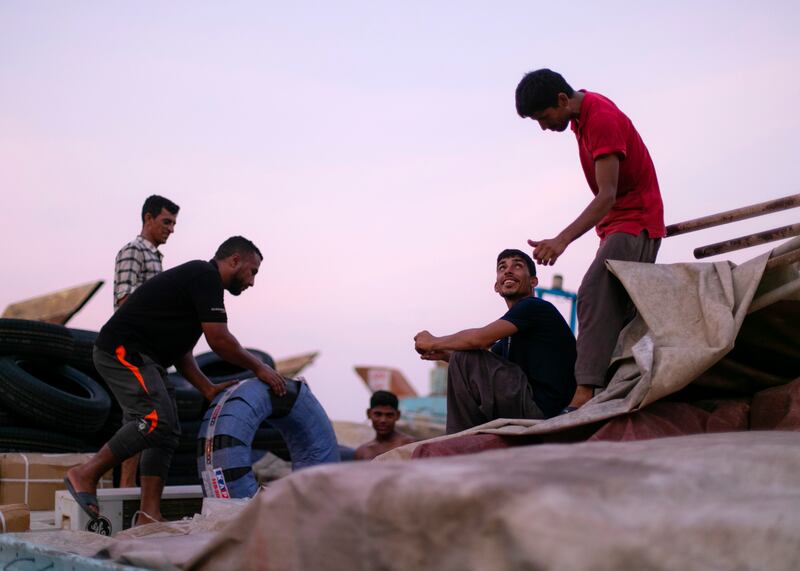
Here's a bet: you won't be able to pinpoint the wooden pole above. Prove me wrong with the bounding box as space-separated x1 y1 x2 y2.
666 193 800 237
693 223 800 259
748 277 800 314
765 248 800 271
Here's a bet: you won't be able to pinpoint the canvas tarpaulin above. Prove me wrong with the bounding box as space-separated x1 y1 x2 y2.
16 434 790 570
108 431 800 570
381 238 800 459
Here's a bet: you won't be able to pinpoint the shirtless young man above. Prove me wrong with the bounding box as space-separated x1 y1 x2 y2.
354 391 415 460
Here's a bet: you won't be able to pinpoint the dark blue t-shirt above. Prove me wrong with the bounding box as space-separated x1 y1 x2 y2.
491 296 576 417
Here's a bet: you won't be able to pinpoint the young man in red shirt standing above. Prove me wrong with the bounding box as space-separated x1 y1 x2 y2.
515 69 665 410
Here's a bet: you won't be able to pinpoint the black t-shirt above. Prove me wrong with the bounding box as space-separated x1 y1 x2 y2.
96 260 228 367
491 296 577 417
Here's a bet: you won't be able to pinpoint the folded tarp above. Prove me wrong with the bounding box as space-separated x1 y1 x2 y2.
752 377 800 430
409 401 742 458
383 238 800 460
151 431 800 571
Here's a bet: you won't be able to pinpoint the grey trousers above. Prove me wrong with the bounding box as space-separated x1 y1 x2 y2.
575 231 661 388
446 350 543 435
93 346 180 480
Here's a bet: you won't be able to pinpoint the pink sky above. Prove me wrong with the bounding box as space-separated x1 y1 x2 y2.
1 2 798 421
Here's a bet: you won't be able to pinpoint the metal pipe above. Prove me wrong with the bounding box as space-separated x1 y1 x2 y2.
693 223 800 259
666 193 800 237
747 277 800 314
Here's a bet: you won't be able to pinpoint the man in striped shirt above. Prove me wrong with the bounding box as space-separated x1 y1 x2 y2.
114 195 180 309
113 195 179 486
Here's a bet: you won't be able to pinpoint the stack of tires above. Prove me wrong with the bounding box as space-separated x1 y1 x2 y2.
0 319 111 454
0 318 287 486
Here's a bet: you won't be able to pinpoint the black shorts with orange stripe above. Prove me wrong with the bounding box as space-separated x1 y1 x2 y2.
93 346 180 479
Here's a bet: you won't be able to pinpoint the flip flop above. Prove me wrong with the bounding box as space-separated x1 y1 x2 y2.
63 477 99 520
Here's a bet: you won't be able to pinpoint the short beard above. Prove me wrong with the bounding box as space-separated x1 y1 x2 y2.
227 278 245 296
498 284 530 301
500 290 526 301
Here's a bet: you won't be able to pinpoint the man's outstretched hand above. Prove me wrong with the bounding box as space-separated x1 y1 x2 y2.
528 237 568 266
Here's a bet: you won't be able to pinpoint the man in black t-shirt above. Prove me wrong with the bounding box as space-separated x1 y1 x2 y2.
65 236 286 524
414 249 576 434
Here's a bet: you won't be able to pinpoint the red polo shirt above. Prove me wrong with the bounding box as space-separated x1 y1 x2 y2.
571 91 665 240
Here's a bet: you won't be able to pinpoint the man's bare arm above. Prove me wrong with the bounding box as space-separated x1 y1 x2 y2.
528 154 620 265
174 351 235 401
414 319 518 355
202 322 287 396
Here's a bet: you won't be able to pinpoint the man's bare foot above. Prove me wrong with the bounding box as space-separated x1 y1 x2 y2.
568 385 595 409
132 511 167 527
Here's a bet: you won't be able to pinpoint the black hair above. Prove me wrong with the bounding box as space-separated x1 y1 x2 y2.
515 69 575 118
214 236 263 261
141 195 180 223
497 249 536 277
370 390 399 410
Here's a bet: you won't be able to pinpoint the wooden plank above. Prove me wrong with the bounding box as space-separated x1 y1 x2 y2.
1 281 104 325
354 366 418 398
666 193 800 237
693 223 800 259
765 248 800 271
274 352 319 377
748 277 800 314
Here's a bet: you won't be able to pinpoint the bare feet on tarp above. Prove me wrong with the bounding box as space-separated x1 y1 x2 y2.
568 385 595 409
132 510 167 527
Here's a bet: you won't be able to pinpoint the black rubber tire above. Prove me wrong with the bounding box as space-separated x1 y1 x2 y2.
0 426 93 453
177 420 201 453
0 404 18 427
194 349 276 384
66 328 99 371
0 357 111 434
0 319 75 360
167 452 202 486
168 373 206 421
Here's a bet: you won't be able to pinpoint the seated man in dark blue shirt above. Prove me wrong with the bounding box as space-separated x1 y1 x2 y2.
414 249 576 434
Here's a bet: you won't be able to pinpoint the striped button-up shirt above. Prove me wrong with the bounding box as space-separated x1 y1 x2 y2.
113 236 164 308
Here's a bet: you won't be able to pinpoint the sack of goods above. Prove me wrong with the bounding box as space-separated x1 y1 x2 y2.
198 378 339 499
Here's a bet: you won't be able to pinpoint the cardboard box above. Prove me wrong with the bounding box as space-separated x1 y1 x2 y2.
0 453 112 511
0 503 29 533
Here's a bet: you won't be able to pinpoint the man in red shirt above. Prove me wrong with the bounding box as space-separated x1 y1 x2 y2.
515 69 665 410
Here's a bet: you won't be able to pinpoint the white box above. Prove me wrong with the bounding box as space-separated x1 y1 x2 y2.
55 485 203 536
